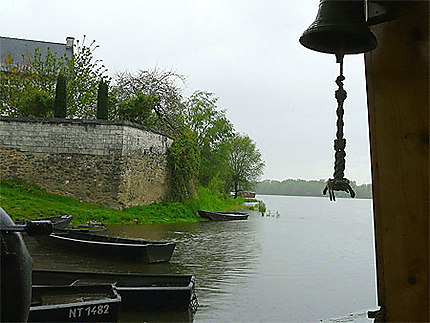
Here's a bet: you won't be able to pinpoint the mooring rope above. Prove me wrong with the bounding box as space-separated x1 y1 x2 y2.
323 58 356 201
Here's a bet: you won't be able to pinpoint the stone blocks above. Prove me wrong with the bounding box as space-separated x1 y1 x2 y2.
0 117 173 209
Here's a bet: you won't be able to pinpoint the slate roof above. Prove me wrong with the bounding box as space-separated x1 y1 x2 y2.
0 36 74 71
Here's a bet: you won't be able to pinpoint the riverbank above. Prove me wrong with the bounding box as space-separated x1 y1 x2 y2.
0 179 245 224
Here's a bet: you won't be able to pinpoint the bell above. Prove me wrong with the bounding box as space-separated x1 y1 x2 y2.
300 0 377 61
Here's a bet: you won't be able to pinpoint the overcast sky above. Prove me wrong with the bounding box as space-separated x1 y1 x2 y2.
2 0 372 184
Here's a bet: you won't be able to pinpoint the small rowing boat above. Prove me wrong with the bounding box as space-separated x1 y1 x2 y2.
32 269 198 312
197 210 249 221
28 284 121 322
67 222 107 234
16 215 72 230
33 231 176 263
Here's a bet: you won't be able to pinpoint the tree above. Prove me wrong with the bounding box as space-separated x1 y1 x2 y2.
110 91 159 125
227 134 265 198
64 36 110 118
182 91 234 147
96 81 109 120
168 128 201 201
0 36 109 118
182 91 234 189
112 68 185 136
54 74 67 118
0 47 63 116
16 88 53 117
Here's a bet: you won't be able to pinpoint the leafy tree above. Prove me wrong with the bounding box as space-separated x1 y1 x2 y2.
183 91 234 146
110 91 160 125
0 47 64 116
112 68 185 136
168 128 201 201
0 36 109 118
227 134 265 198
66 36 110 118
182 91 234 188
16 88 54 117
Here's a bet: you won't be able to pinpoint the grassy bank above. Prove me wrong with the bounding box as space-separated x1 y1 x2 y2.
0 179 245 225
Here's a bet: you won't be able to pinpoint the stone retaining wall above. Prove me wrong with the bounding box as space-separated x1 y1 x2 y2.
0 117 173 209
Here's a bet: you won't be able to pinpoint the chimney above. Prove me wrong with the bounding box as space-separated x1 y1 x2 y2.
66 37 75 49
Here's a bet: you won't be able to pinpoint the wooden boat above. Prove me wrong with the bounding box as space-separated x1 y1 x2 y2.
240 191 256 198
16 214 72 230
67 222 107 234
33 231 176 263
28 284 121 322
32 269 198 312
218 211 248 215
197 210 249 221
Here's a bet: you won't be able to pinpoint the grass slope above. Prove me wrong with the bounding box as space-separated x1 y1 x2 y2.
0 179 244 225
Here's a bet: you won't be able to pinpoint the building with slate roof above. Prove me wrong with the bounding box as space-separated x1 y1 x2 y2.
0 36 74 71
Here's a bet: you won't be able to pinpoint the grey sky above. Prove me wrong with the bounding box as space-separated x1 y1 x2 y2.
1 0 372 184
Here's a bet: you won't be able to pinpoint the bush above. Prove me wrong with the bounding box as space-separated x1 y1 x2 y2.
17 88 53 117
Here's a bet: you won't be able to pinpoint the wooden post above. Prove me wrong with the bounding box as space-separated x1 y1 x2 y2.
364 2 429 321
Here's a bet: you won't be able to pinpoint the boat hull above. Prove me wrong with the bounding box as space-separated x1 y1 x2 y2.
32 269 197 312
33 231 175 263
28 284 121 322
16 215 72 230
198 210 249 221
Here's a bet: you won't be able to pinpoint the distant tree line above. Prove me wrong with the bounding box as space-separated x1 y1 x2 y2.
0 36 265 201
256 179 372 199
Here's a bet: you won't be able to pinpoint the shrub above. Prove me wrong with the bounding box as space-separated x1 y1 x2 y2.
17 88 53 117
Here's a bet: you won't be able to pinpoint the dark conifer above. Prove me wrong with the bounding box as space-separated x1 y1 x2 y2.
96 81 109 119
54 74 67 118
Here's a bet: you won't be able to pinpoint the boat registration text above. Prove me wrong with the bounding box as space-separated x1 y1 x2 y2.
69 305 110 318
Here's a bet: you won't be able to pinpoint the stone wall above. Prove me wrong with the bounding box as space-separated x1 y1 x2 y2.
0 117 172 209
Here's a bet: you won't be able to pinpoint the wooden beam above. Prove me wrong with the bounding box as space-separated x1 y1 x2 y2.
364 2 429 322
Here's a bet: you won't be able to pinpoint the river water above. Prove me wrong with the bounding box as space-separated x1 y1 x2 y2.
26 195 377 322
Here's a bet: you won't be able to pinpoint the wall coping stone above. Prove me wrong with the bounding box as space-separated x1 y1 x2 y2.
0 116 173 139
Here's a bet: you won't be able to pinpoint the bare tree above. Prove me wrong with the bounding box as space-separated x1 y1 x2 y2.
112 68 186 136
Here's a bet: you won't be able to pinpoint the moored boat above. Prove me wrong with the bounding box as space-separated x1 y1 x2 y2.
32 269 198 312
28 284 121 322
197 210 249 221
67 222 107 234
33 231 176 263
16 214 73 230
218 211 248 215
239 191 256 198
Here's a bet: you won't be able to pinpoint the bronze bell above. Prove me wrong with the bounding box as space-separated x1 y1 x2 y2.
300 0 377 61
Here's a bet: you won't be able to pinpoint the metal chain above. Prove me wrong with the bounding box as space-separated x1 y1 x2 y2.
323 58 356 201
190 293 199 314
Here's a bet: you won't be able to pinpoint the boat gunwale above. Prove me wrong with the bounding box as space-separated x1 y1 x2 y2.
198 210 249 221
47 234 175 248
198 210 249 217
211 211 249 217
30 284 121 311
32 269 196 289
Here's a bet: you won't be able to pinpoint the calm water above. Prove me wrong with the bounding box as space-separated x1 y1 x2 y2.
27 195 377 322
